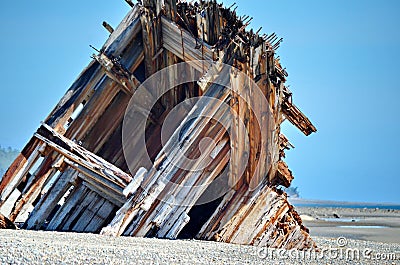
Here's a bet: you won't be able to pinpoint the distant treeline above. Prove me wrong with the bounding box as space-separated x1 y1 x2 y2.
0 145 19 178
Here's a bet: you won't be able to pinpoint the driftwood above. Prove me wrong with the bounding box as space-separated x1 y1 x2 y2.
0 0 316 250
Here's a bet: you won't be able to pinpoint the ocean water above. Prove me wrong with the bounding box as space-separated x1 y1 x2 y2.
337 225 387 229
292 203 400 210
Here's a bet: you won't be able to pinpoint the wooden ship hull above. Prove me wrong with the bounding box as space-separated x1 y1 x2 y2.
0 0 316 250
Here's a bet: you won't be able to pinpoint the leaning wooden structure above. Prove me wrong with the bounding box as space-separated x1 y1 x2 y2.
0 0 316 249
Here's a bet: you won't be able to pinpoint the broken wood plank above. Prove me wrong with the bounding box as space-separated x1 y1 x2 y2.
0 0 318 251
24 168 77 230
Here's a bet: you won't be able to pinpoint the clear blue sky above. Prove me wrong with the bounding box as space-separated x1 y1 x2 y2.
0 0 399 203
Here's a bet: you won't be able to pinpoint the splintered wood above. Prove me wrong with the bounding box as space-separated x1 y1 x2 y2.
0 0 317 249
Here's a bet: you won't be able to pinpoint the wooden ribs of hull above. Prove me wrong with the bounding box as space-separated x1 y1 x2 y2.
0 0 317 250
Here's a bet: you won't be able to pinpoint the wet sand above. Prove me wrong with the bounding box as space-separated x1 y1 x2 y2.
296 206 400 244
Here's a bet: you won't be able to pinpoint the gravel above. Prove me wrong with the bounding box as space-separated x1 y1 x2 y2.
0 229 399 264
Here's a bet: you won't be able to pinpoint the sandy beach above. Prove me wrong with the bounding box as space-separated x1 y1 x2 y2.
0 206 399 264
296 206 400 244
0 229 398 265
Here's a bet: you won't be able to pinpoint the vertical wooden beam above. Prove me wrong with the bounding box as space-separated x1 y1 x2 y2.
164 0 177 20
140 10 161 78
228 65 249 190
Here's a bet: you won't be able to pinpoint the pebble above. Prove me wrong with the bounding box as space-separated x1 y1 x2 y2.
0 230 398 264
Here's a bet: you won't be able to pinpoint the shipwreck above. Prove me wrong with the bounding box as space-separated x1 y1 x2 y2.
0 0 317 249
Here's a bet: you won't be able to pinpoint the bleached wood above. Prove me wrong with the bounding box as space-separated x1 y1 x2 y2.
25 169 77 229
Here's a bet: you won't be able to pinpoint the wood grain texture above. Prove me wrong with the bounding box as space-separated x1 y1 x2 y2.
0 0 317 250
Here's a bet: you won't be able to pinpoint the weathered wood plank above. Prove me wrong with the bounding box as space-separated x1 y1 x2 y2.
161 16 213 72
84 200 116 233
9 155 58 222
46 183 87 231
0 138 41 196
71 192 105 232
60 189 96 231
0 142 45 210
24 168 77 230
0 0 318 251
65 160 126 205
